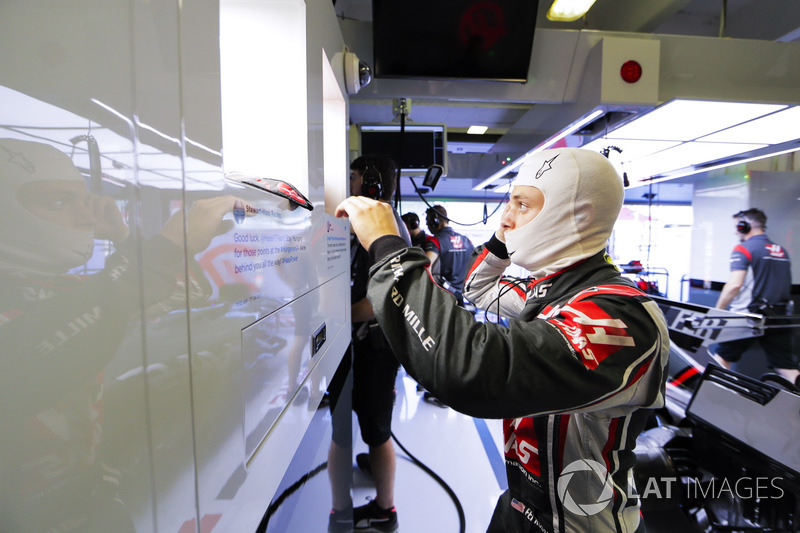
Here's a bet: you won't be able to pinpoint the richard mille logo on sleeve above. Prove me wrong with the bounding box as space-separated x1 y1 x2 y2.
390 285 436 351
390 255 405 281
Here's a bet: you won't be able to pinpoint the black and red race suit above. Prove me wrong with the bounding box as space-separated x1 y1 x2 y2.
365 234 670 533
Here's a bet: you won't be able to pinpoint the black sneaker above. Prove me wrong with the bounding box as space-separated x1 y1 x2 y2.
328 507 353 533
353 500 398 533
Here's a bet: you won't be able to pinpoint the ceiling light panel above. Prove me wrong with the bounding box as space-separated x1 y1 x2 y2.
625 141 767 178
636 146 800 186
607 99 787 142
581 138 682 162
475 108 603 191
467 125 488 134
547 0 598 22
700 105 800 144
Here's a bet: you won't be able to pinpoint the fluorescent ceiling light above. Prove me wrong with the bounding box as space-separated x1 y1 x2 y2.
467 125 488 135
607 100 786 142
639 146 800 186
579 99 799 186
700 106 800 144
541 108 604 149
580 138 682 177
478 99 800 193
581 138 682 163
475 108 603 191
625 141 767 178
547 0 598 22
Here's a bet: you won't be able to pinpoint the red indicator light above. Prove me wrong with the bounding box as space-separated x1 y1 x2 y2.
620 60 642 84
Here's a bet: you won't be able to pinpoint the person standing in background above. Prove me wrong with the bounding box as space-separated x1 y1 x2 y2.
425 204 474 306
401 210 447 406
401 211 440 282
327 155 410 533
709 208 798 385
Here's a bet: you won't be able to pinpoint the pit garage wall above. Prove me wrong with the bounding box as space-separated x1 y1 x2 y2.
689 156 800 297
0 0 350 532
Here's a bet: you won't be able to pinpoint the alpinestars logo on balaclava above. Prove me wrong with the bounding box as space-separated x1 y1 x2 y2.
535 155 558 180
503 148 623 278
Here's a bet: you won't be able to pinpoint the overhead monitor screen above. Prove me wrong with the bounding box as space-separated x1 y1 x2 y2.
372 0 537 82
359 124 447 174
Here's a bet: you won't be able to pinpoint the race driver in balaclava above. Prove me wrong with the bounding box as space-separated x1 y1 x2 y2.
0 138 230 532
0 138 140 532
335 147 670 533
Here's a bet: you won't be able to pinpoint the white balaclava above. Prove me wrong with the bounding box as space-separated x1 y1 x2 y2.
0 138 95 273
503 147 623 278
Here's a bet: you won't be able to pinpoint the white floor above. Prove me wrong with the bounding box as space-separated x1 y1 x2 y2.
352 369 507 533
268 367 508 533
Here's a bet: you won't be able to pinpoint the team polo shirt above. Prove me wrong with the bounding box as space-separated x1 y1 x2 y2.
728 233 791 312
430 226 474 293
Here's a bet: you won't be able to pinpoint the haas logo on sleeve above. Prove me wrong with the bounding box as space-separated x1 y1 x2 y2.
549 300 635 369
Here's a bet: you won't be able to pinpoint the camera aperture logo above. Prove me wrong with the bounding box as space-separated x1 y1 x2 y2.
557 459 614 516
233 200 246 224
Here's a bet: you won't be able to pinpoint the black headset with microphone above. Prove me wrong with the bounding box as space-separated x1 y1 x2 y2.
736 218 751 234
361 162 383 200
734 211 751 234
402 212 420 230
426 207 442 228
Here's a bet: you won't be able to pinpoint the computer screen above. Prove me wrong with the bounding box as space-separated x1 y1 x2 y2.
359 124 447 174
372 0 537 82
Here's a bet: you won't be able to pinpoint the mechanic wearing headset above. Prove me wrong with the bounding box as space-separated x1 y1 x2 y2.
709 208 797 385
425 204 474 307
328 155 410 533
335 147 670 533
400 211 440 283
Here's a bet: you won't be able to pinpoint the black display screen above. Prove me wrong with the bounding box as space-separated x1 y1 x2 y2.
360 128 446 172
372 0 537 82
